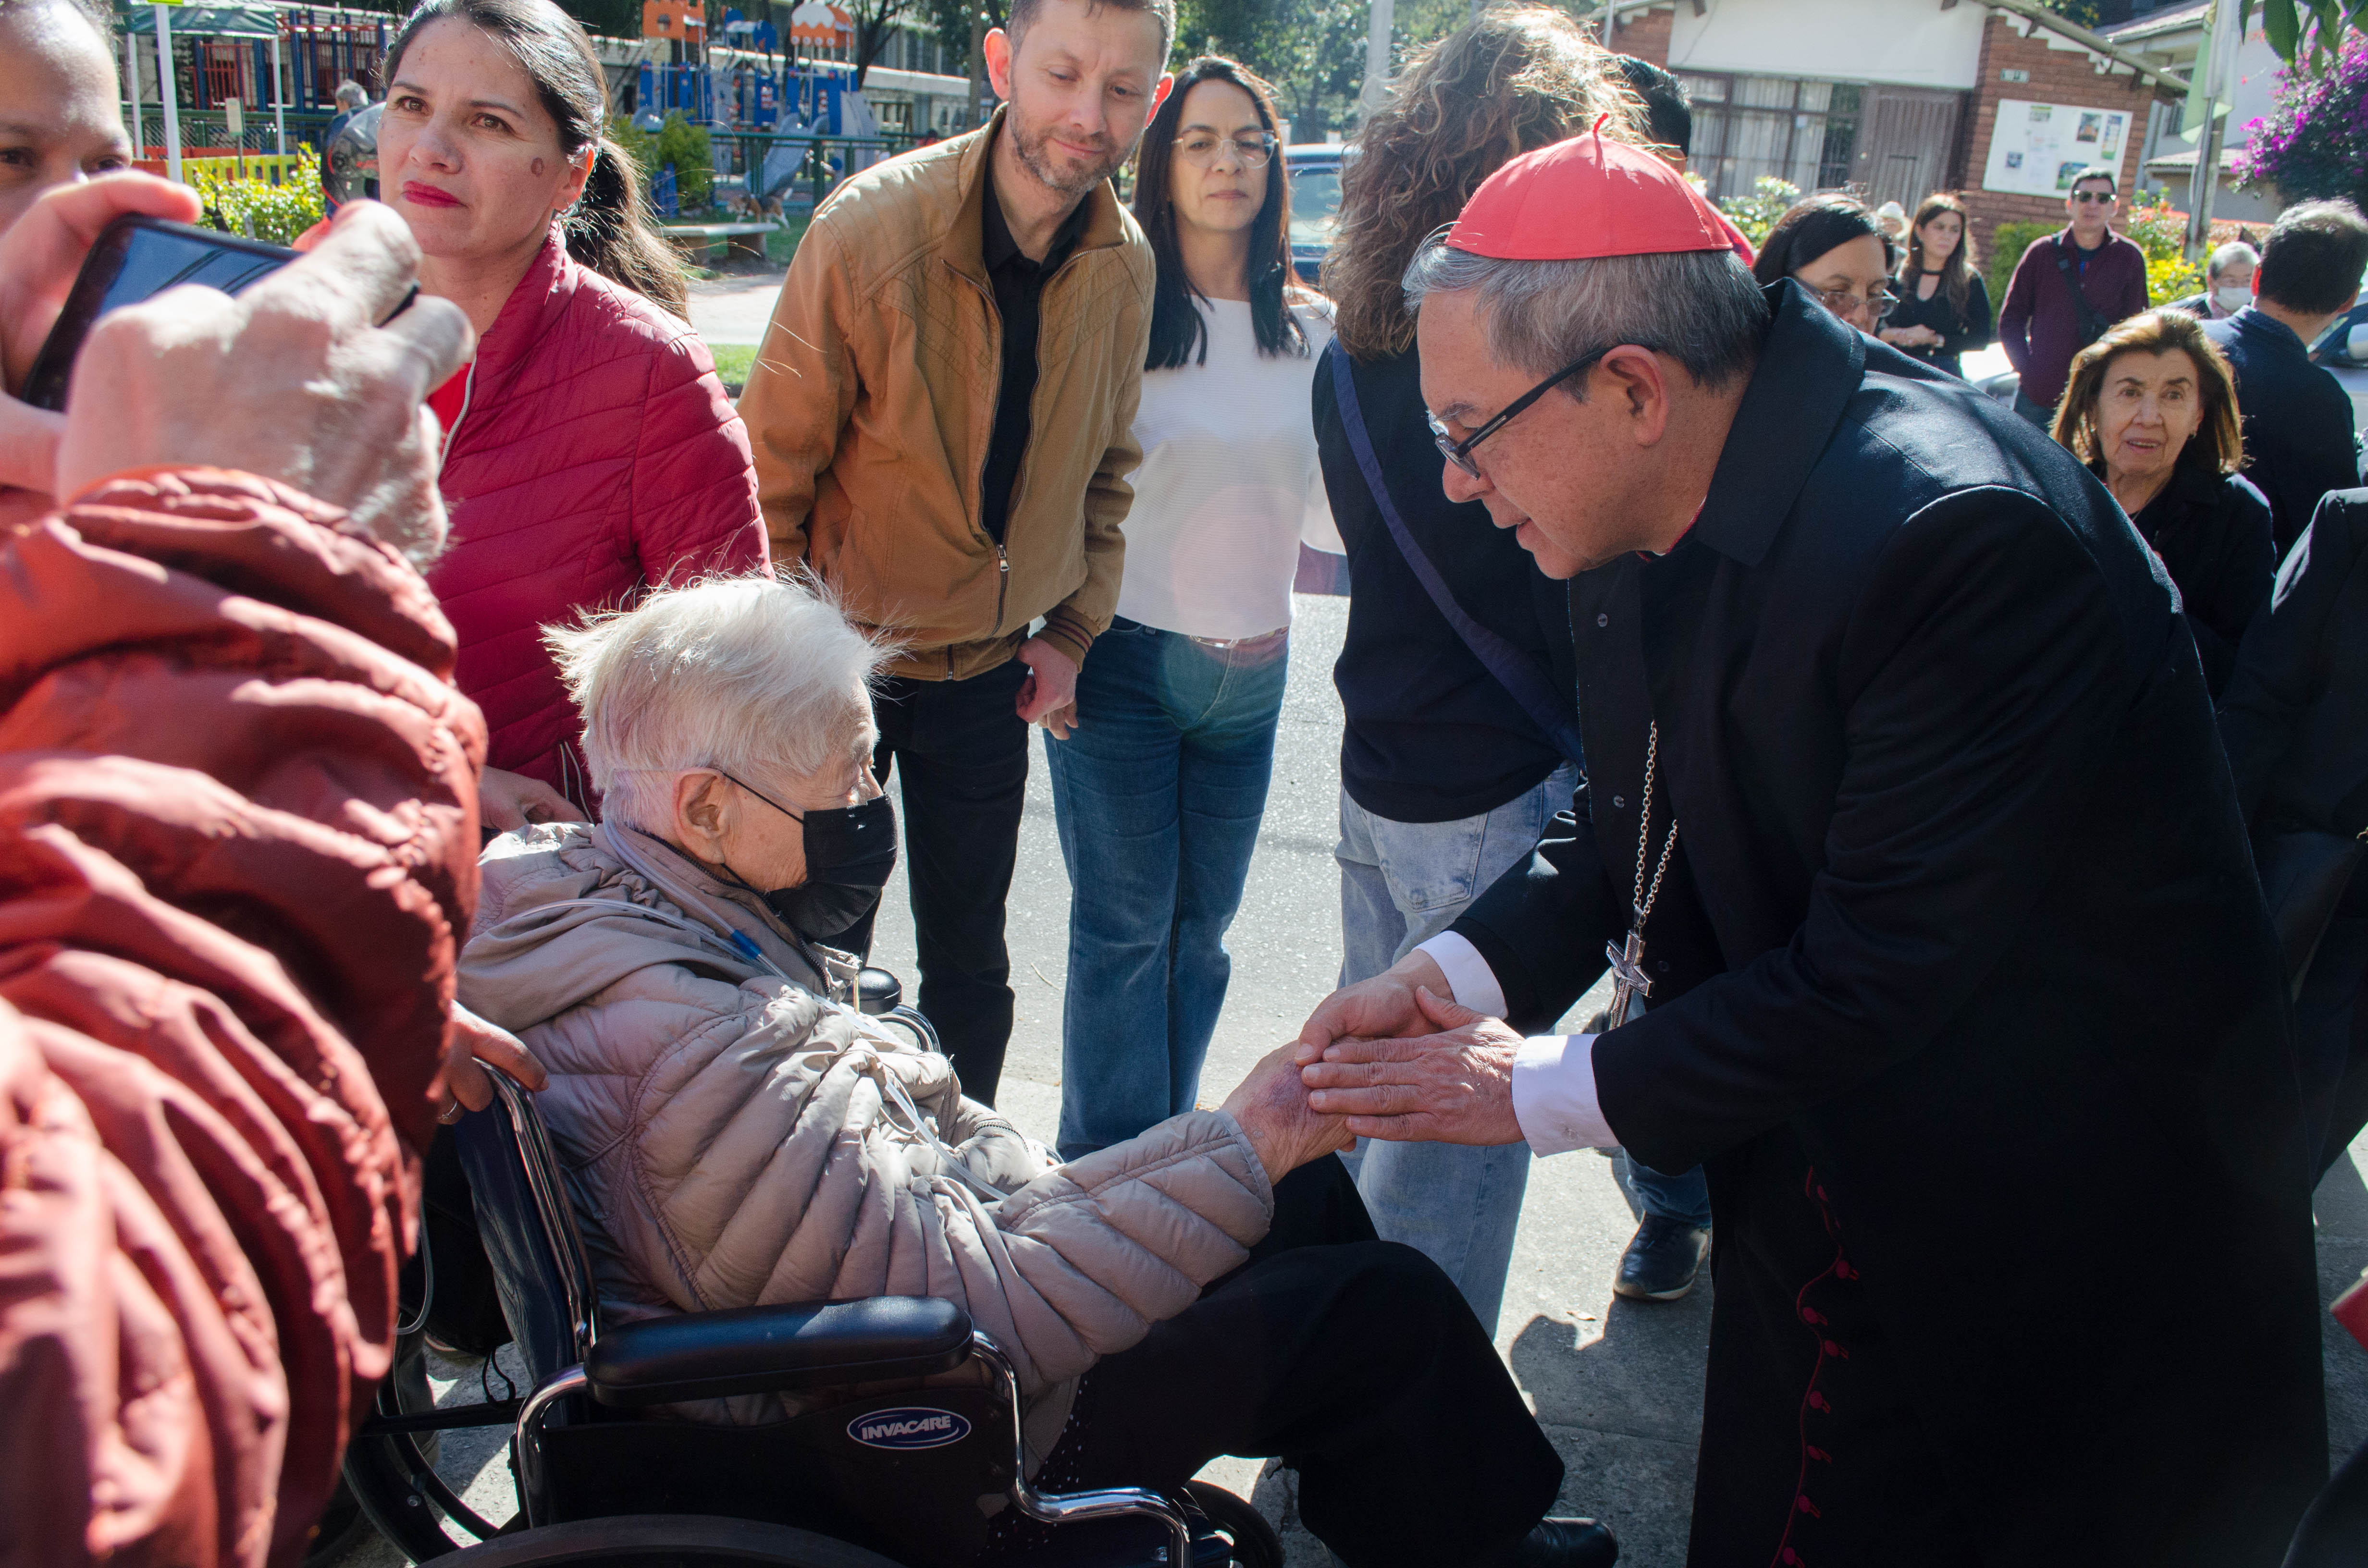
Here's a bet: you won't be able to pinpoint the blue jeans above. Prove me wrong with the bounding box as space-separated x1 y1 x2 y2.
1047 619 1288 1159
1333 763 1578 1333
1616 1149 1713 1228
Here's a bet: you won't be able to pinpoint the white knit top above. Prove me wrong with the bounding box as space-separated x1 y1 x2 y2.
1113 296 1341 641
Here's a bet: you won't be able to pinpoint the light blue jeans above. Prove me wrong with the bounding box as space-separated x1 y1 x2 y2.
1047 620 1288 1159
1333 762 1579 1334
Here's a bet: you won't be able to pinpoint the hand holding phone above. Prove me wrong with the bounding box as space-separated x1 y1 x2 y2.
0 173 201 497
53 200 472 559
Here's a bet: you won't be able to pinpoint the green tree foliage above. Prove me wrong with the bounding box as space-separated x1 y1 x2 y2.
556 0 641 40
1172 0 1479 144
2240 0 2368 68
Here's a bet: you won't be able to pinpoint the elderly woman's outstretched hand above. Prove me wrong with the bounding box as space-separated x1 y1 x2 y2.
1220 1045 1354 1184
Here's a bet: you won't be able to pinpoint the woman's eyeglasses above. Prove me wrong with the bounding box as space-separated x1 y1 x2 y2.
1813 284 1900 324
1175 132 1277 169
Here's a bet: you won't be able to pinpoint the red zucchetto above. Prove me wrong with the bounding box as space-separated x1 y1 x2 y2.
1447 114 1737 262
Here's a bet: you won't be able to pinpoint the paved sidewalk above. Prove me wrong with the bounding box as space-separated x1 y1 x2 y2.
335 592 2368 1566
687 269 788 347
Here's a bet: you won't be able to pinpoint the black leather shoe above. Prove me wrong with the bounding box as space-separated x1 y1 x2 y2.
1614 1214 1708 1301
1501 1517 1618 1568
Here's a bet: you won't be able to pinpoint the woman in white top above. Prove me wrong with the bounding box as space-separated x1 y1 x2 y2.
1047 56 1338 1159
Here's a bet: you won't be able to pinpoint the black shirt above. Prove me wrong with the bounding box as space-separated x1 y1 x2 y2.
2126 460 2275 697
1884 270 1991 380
1311 344 1578 822
2203 307 2365 559
978 161 1089 546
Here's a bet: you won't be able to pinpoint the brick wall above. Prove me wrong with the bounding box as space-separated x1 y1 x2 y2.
1960 14 2174 265
1605 2 1672 69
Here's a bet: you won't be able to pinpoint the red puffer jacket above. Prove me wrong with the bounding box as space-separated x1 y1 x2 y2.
429 230 767 808
0 467 482 1567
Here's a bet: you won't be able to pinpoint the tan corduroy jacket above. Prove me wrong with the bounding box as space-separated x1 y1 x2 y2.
739 109 1151 680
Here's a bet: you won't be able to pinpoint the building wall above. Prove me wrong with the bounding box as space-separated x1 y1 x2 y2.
1604 3 1672 69
1961 14 2172 263
1665 0 1988 91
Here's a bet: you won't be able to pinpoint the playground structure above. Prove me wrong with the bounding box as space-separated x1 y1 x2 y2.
107 0 972 225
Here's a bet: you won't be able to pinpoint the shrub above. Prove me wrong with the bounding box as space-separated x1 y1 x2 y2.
1984 219 2056 310
1717 175 1800 248
2121 191 2205 305
2237 37 2368 209
191 147 325 245
612 112 714 215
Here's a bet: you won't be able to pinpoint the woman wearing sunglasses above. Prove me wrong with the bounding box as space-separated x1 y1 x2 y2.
1751 194 1898 334
1043 57 1339 1163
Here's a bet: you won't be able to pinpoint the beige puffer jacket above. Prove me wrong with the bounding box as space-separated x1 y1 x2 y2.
456 822 1273 1427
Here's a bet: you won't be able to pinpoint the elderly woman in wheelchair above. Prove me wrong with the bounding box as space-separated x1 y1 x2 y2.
452 575 1616 1568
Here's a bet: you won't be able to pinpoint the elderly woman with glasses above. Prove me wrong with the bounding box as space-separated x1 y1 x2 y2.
1751 194 1898 335
455 573 1619 1568
2052 309 2274 694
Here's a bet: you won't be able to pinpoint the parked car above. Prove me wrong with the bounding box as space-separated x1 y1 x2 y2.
2306 265 2368 438
1286 143 1350 284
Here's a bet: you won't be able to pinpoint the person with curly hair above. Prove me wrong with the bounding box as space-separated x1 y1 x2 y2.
1311 6 1656 1328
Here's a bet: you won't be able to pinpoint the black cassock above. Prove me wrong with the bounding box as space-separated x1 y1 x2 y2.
1454 284 2325 1565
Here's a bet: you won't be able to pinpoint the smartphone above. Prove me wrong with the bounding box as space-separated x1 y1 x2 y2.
21 215 296 412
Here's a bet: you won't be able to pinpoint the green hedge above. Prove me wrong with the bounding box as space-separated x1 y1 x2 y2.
1985 220 2055 313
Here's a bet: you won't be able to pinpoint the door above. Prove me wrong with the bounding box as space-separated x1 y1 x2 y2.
1853 86 1966 211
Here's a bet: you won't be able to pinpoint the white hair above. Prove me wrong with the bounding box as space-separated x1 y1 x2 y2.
2207 240 2258 279
544 574 893 834
335 79 370 110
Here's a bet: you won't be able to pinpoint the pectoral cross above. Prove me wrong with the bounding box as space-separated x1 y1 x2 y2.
1604 920 1653 1031
1608 722 1678 1034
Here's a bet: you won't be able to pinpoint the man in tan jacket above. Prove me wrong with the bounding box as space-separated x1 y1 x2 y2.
738 0 1171 1102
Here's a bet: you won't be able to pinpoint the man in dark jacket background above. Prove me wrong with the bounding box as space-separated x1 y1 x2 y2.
2204 199 2368 558
1299 131 2322 1565
1998 166 2148 427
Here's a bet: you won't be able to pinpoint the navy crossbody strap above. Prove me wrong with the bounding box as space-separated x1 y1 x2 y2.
1328 340 1586 765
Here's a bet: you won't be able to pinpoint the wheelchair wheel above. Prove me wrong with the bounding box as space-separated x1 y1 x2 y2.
1183 1482 1283 1568
435 1514 908 1566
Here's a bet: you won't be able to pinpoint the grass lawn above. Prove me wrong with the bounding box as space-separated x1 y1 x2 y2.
710 343 758 391
767 212 811 265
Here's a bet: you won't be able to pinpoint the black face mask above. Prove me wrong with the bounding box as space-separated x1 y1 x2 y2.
716 770 898 946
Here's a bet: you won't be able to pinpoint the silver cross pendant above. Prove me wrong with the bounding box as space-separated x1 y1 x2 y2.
1603 920 1653 1030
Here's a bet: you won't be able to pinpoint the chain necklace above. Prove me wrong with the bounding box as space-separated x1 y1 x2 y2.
1605 722 1679 1029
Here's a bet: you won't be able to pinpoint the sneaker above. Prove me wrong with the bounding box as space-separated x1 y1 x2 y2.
1613 1214 1708 1301
1499 1517 1619 1568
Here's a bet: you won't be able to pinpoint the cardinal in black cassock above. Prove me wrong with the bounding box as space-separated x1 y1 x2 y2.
1298 130 2326 1565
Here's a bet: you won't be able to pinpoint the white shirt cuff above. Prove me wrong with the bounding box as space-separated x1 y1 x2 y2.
1413 931 1507 1018
1511 1033 1613 1157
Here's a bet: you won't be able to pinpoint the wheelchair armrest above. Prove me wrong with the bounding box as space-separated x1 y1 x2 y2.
584 1297 974 1409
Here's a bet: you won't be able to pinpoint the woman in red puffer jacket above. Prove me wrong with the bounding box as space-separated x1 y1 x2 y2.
383 0 767 828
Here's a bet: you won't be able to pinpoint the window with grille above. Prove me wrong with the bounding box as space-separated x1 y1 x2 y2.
1679 73 1864 204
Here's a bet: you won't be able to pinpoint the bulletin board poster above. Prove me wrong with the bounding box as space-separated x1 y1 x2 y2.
1980 99 2130 197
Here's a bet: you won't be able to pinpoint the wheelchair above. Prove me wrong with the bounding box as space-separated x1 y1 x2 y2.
333 972 1282 1568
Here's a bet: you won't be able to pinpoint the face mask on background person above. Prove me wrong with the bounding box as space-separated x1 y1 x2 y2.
2215 284 2252 314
